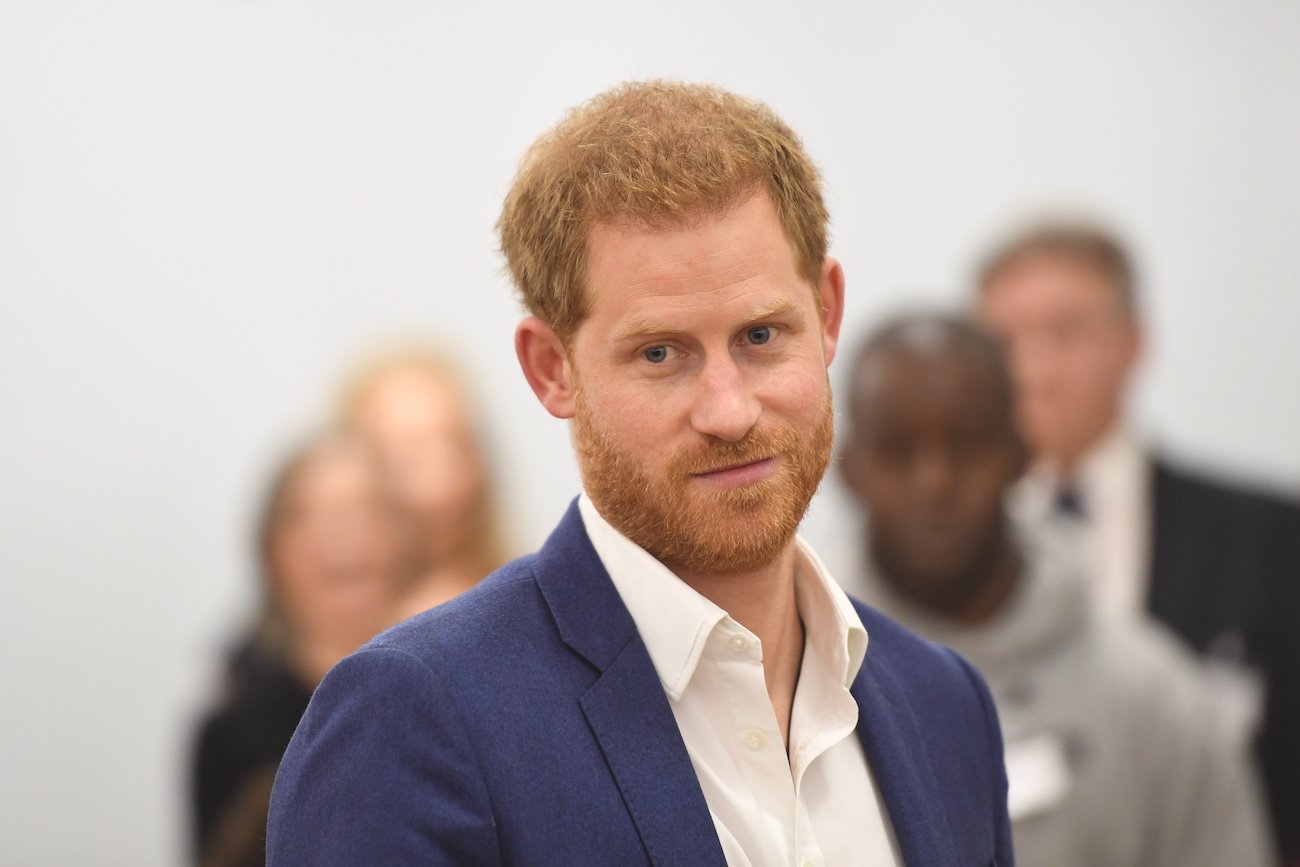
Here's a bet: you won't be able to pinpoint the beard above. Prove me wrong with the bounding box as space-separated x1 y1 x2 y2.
574 387 835 576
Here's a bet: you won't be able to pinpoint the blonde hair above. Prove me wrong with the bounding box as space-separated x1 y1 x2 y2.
337 346 509 579
498 80 830 340
337 345 470 430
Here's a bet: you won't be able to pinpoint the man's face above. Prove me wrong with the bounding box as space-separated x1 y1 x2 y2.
568 192 840 576
842 347 1023 614
977 254 1140 470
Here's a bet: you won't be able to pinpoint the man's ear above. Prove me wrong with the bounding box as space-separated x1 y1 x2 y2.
515 317 577 419
818 257 846 366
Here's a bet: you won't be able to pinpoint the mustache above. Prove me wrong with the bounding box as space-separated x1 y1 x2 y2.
670 426 801 476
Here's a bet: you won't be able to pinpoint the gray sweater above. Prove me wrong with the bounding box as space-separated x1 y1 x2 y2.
854 528 1275 867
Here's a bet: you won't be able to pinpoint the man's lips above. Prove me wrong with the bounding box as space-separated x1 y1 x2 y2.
689 457 777 488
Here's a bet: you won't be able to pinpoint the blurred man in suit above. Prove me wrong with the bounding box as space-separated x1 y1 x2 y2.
266 81 1013 866
975 220 1300 859
839 313 1273 867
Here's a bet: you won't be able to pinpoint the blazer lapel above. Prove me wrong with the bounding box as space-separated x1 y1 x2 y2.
581 643 727 867
534 500 727 867
852 658 961 867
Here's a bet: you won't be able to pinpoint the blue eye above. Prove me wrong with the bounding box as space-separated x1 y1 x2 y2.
747 326 772 345
643 346 669 363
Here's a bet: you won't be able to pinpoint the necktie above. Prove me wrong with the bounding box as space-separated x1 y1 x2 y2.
1054 485 1086 519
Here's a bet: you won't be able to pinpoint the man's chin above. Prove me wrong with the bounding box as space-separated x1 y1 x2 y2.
682 475 785 512
658 500 808 574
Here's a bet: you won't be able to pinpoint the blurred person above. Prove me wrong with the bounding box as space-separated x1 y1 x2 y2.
840 313 1275 867
267 81 1013 865
340 348 508 617
192 433 417 866
975 219 1300 858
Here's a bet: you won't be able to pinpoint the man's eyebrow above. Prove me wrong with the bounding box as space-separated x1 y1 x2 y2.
744 297 802 322
611 297 804 344
612 318 678 344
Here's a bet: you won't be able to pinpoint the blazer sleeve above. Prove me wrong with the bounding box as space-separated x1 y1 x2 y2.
951 648 1015 867
266 646 501 866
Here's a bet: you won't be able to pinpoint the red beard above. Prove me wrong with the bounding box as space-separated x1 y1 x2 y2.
574 388 834 575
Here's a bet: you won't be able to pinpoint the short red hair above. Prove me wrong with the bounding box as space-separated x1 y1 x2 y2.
498 80 830 340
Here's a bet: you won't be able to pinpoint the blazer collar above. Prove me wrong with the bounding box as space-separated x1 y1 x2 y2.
851 652 961 867
533 498 727 867
535 499 962 867
532 498 641 669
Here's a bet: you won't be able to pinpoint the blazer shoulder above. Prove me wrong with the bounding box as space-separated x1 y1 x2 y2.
1152 455 1300 520
850 597 983 682
847 596 1013 865
849 596 1000 725
364 554 548 668
267 642 504 865
1150 455 1300 583
352 549 612 721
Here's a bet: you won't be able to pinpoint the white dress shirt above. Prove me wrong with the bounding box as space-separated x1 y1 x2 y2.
1011 426 1152 618
578 495 901 867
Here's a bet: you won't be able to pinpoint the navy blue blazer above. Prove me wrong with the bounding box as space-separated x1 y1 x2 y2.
267 500 1013 866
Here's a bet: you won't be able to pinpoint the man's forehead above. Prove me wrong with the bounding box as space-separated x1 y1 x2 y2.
989 252 1124 307
584 232 810 319
853 345 1001 416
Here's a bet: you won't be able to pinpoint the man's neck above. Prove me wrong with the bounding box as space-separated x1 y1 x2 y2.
673 543 805 748
1044 417 1127 482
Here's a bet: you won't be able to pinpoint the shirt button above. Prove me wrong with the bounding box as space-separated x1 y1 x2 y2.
729 635 749 653
742 729 765 750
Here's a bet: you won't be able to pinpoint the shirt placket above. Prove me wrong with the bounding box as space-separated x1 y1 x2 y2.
713 623 801 867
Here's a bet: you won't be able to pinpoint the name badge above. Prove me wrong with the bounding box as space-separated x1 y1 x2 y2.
1004 732 1072 821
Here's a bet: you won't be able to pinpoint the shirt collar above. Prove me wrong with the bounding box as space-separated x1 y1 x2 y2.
794 536 870 690
578 493 868 700
1019 424 1145 514
1078 425 1146 504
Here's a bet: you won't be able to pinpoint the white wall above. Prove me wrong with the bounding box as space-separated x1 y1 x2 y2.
2 1 1297 863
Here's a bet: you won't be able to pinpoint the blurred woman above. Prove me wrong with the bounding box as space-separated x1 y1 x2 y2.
191 433 418 867
339 347 510 618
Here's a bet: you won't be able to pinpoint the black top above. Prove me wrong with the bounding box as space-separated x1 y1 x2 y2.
1148 457 1300 858
192 642 313 865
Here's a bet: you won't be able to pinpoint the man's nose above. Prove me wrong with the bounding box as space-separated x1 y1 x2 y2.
912 449 956 498
1009 332 1055 386
688 353 760 442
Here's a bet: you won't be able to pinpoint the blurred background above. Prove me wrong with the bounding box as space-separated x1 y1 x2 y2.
2 1 1298 864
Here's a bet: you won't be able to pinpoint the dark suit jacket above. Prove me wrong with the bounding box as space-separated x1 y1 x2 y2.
267 500 1013 866
1148 457 1300 857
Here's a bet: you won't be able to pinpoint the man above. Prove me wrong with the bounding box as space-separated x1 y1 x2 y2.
974 221 1300 859
267 82 1013 866
839 314 1274 867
